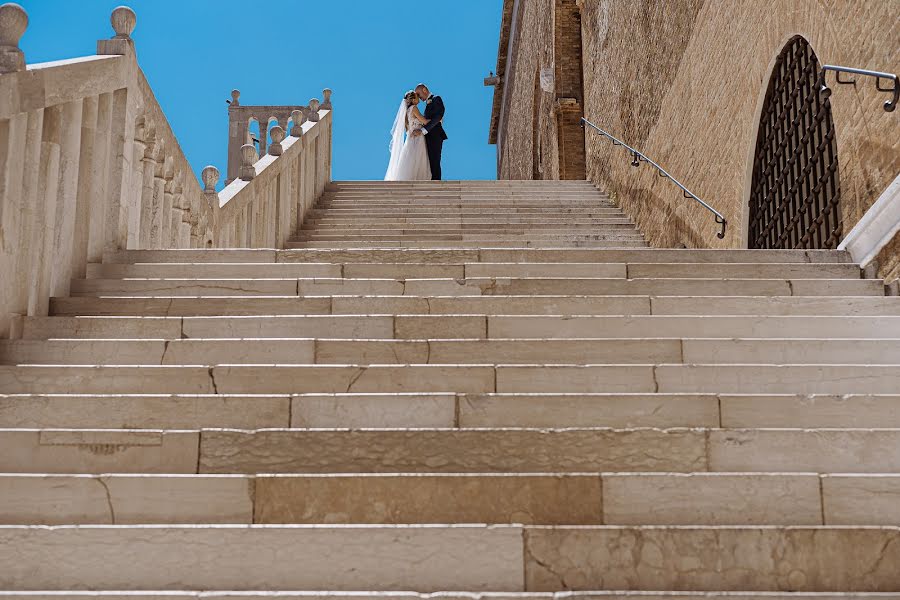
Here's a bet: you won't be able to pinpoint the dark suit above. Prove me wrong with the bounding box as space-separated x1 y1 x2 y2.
422 95 448 180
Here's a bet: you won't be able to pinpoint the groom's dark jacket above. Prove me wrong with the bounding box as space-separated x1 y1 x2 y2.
423 95 448 140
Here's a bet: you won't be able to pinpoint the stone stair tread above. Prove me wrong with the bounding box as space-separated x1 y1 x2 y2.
1 472 898 526
1 524 899 591
2 426 900 474
5 337 900 366
4 392 899 430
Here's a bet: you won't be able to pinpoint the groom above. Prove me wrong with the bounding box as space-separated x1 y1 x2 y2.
412 83 448 180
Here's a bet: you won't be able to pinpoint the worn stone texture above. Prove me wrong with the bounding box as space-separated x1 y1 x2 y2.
492 0 900 280
523 526 900 591
254 474 602 525
199 428 706 474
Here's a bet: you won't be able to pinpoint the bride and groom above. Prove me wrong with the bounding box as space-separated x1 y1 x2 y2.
385 83 448 181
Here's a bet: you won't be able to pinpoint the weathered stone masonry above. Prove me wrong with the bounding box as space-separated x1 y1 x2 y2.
489 0 900 280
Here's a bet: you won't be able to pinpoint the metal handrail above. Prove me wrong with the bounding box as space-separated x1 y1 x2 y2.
580 117 727 239
818 65 899 112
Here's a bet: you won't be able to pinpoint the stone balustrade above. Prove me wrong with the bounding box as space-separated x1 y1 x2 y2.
0 4 333 337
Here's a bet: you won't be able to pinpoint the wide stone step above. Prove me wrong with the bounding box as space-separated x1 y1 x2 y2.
286 240 651 249
308 207 626 215
49 295 900 317
2 390 894 430
68 277 880 298
4 338 900 366
1 525 898 591
3 392 899 430
1 472 898 526
293 233 646 242
2 427 900 475
299 224 639 233
101 248 851 265
4 363 900 395
306 214 628 222
21 314 900 341
0 593 894 600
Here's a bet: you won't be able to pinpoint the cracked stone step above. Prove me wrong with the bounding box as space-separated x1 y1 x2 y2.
2 473 898 526
3 363 899 395
67 277 882 298
2 427 900 475
101 248 851 264
22 315 900 341
195 428 900 475
0 525 898 591
285 241 651 249
0 594 895 600
3 393 899 430
4 338 900 366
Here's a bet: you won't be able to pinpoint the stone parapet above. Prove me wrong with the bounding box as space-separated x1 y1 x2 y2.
0 5 334 337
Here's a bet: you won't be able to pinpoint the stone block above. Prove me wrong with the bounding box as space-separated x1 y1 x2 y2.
199 428 706 474
822 475 900 525
0 429 199 473
254 474 602 524
291 393 456 428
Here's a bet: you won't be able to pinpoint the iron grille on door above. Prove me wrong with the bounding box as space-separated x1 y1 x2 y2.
748 36 842 249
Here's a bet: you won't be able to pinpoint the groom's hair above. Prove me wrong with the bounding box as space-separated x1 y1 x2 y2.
415 83 428 92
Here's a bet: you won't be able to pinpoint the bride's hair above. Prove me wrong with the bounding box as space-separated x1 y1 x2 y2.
404 90 418 106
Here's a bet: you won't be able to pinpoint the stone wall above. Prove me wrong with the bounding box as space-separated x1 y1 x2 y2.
493 0 900 279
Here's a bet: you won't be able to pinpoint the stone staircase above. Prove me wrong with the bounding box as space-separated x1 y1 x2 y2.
1 180 900 596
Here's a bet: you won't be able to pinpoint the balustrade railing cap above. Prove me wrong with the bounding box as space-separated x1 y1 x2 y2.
0 2 27 73
110 6 137 39
201 165 220 193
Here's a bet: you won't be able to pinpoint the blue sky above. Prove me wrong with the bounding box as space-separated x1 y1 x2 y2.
20 0 501 184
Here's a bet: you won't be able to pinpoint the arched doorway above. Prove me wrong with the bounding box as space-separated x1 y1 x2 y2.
748 36 842 249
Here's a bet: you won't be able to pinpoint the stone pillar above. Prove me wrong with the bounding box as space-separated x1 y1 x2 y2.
0 110 28 337
105 87 131 252
87 92 113 263
126 117 147 248
0 3 27 74
258 117 268 157
226 89 242 184
29 105 62 316
200 165 219 247
72 97 97 278
138 132 157 248
150 149 166 248
16 109 44 319
48 99 85 299
161 160 175 247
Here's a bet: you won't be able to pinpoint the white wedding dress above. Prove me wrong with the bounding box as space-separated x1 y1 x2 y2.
384 104 431 181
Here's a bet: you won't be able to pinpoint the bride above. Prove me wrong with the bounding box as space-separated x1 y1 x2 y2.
384 90 432 181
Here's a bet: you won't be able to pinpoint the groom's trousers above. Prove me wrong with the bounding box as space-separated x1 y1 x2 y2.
425 134 443 181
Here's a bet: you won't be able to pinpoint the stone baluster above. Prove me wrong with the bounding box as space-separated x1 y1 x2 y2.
197 165 219 247
138 129 158 249
307 99 321 123
290 110 303 137
126 117 147 248
171 173 187 247
0 2 27 73
269 126 285 156
161 160 175 246
97 6 136 55
240 144 256 181
321 88 333 110
230 89 241 107
149 144 166 248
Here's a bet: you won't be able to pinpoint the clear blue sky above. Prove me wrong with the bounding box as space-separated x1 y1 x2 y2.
19 0 501 184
